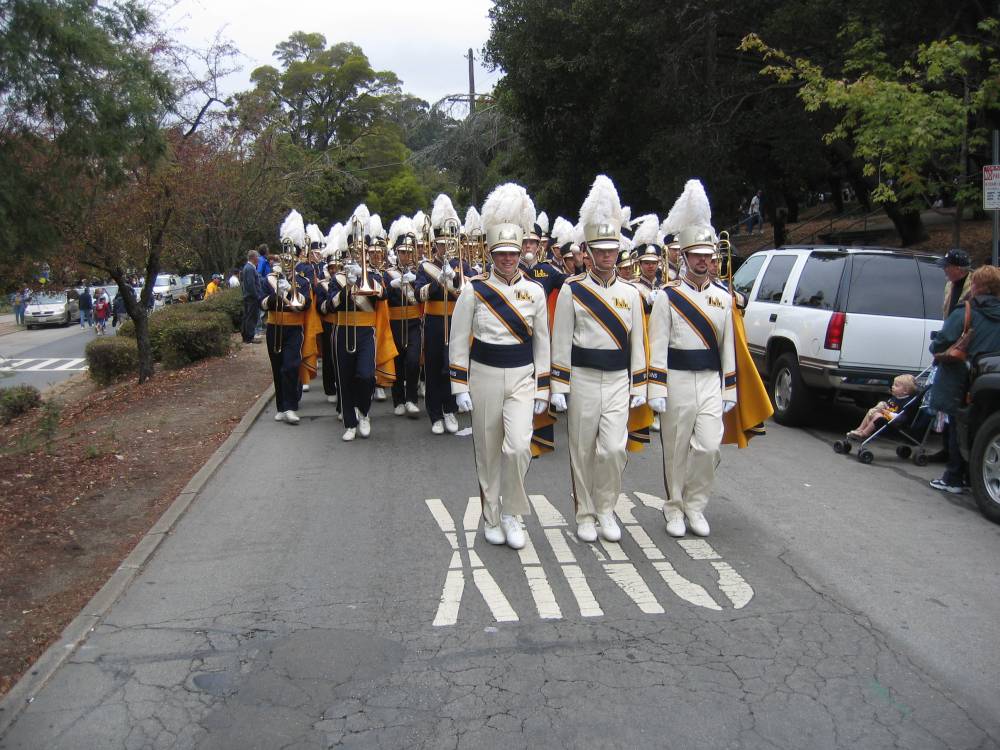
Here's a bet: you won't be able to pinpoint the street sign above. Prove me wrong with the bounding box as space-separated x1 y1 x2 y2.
984 164 1000 210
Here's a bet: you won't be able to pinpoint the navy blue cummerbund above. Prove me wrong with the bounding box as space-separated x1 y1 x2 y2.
668 347 721 372
471 339 533 367
571 345 628 371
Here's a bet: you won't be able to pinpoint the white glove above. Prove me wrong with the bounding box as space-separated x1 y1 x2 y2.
550 393 567 412
455 392 473 413
441 263 456 279
533 399 548 415
403 271 416 283
277 278 291 293
390 277 402 289
346 272 359 286
723 400 737 414
648 397 667 413
630 395 646 409
346 263 362 277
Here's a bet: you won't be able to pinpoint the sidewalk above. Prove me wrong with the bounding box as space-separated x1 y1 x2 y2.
0 313 19 337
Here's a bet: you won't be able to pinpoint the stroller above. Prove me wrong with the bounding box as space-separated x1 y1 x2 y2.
832 366 936 466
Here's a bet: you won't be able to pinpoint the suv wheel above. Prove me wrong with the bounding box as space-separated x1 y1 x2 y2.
969 411 1000 524
769 352 812 426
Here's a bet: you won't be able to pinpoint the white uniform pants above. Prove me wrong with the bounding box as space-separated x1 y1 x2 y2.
469 361 535 527
567 367 629 523
661 369 723 515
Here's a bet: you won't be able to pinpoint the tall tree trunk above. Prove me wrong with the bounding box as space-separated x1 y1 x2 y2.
882 203 928 246
134 312 155 382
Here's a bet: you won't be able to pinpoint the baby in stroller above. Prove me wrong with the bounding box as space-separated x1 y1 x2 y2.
847 374 919 440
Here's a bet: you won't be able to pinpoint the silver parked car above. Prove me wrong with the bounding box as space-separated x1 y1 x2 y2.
24 291 80 328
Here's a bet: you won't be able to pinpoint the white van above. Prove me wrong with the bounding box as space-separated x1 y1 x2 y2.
731 247 946 425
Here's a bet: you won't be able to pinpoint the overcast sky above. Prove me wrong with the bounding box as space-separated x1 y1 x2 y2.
162 0 503 108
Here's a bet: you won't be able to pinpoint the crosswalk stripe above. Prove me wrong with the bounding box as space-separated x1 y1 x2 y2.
54 358 86 370
23 358 62 371
433 568 465 627
561 564 604 617
464 496 481 548
711 562 754 609
528 494 569 526
652 561 722 611
604 563 665 614
472 569 519 622
425 498 459 551
677 539 721 560
519 530 562 620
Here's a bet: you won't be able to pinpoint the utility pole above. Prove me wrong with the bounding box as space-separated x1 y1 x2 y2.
466 48 476 115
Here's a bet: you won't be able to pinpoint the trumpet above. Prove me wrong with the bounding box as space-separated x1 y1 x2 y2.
441 216 463 345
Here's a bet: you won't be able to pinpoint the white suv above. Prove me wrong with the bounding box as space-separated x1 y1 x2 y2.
150 273 186 307
731 247 946 425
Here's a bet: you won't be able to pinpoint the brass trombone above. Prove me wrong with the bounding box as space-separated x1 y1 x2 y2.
272 241 306 354
441 216 463 345
345 215 377 354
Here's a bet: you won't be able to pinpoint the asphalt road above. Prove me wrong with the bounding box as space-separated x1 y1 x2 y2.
2 384 999 749
0 320 108 390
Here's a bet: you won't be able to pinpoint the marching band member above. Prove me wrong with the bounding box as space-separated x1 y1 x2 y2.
449 183 551 549
319 223 346 405
647 180 736 538
385 217 422 417
550 175 647 543
632 214 664 314
520 211 567 298
414 194 473 435
262 210 312 425
321 205 386 442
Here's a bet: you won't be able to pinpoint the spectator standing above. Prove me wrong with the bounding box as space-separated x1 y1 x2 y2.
79 286 94 328
13 290 25 325
227 269 240 288
205 274 222 297
928 265 1000 494
240 250 262 343
745 190 763 235
112 290 126 327
93 291 110 334
940 249 972 319
255 244 272 278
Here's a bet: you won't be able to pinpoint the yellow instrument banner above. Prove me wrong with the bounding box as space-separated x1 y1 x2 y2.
298 303 323 384
374 300 398 387
530 409 556 457
722 307 773 448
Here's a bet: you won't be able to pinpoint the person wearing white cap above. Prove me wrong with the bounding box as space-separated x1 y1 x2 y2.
550 175 647 544
647 180 736 538
448 183 551 549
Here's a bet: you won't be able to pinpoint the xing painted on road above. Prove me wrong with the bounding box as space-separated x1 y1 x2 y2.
425 492 754 626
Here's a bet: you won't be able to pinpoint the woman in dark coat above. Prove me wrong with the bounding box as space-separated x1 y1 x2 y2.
928 265 1000 492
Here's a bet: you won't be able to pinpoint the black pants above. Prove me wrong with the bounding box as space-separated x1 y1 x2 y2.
266 324 303 412
334 325 375 429
422 315 455 423
390 318 422 406
242 297 258 343
943 414 967 485
321 321 338 398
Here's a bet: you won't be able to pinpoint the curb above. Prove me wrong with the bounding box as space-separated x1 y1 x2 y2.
0 383 276 738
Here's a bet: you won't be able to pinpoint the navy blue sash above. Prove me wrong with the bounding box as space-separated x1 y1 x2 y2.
666 287 721 366
571 345 629 371
569 281 628 350
472 279 531 343
471 339 533 367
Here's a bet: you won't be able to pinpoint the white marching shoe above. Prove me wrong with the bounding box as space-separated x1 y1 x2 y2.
301 383 310 392
418 381 426 398
274 411 286 422
283 410 301 425
484 522 506 545
342 427 357 441
577 521 598 543
597 512 621 542
664 510 686 538
327 394 338 404
501 515 525 550
394 404 406 416
431 420 445 435
374 387 387 402
685 511 710 537
651 415 661 432
358 414 371 438
443 412 459 433
405 401 420 417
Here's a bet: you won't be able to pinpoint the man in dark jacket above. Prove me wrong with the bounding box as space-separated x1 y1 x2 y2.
240 250 262 343
78 286 93 328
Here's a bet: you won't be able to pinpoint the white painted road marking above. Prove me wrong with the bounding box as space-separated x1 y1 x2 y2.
0 357 89 372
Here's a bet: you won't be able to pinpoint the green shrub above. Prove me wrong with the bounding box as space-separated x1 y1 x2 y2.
196 288 243 331
85 337 139 386
118 305 198 361
160 312 232 370
0 384 42 423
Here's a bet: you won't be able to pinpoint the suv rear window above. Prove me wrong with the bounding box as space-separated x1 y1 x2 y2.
845 254 924 319
755 255 797 303
793 252 845 310
917 257 945 321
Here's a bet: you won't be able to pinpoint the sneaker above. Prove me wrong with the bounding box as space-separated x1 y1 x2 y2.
443 412 459 433
374 387 387 402
405 401 420 417
651 415 661 433
685 511 710 537
284 410 301 425
929 478 963 494
664 510 686 538
484 523 506 545
597 512 622 542
342 427 357 442
274 411 286 422
501 515 525 550
358 414 371 438
576 521 598 543
431 420 445 435
302 383 310 392
327 395 338 404
394 404 406 416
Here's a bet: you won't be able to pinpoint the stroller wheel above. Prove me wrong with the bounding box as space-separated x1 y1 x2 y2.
858 449 874 464
896 445 912 459
913 451 928 467
833 440 848 454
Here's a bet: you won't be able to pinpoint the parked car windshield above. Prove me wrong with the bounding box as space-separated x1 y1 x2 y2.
31 292 67 304
155 274 174 286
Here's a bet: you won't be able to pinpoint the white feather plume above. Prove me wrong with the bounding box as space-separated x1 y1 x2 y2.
389 215 415 248
621 206 631 229
620 236 634 252
367 213 386 240
463 206 482 235
412 210 426 229
578 174 624 229
663 179 714 237
278 209 306 248
573 221 586 245
330 224 348 252
306 223 324 246
351 203 371 228
481 183 536 232
631 214 660 247
431 194 459 229
551 216 575 245
326 222 344 247
537 211 549 234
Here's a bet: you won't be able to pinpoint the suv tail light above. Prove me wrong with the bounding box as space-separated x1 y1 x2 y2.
825 312 846 350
